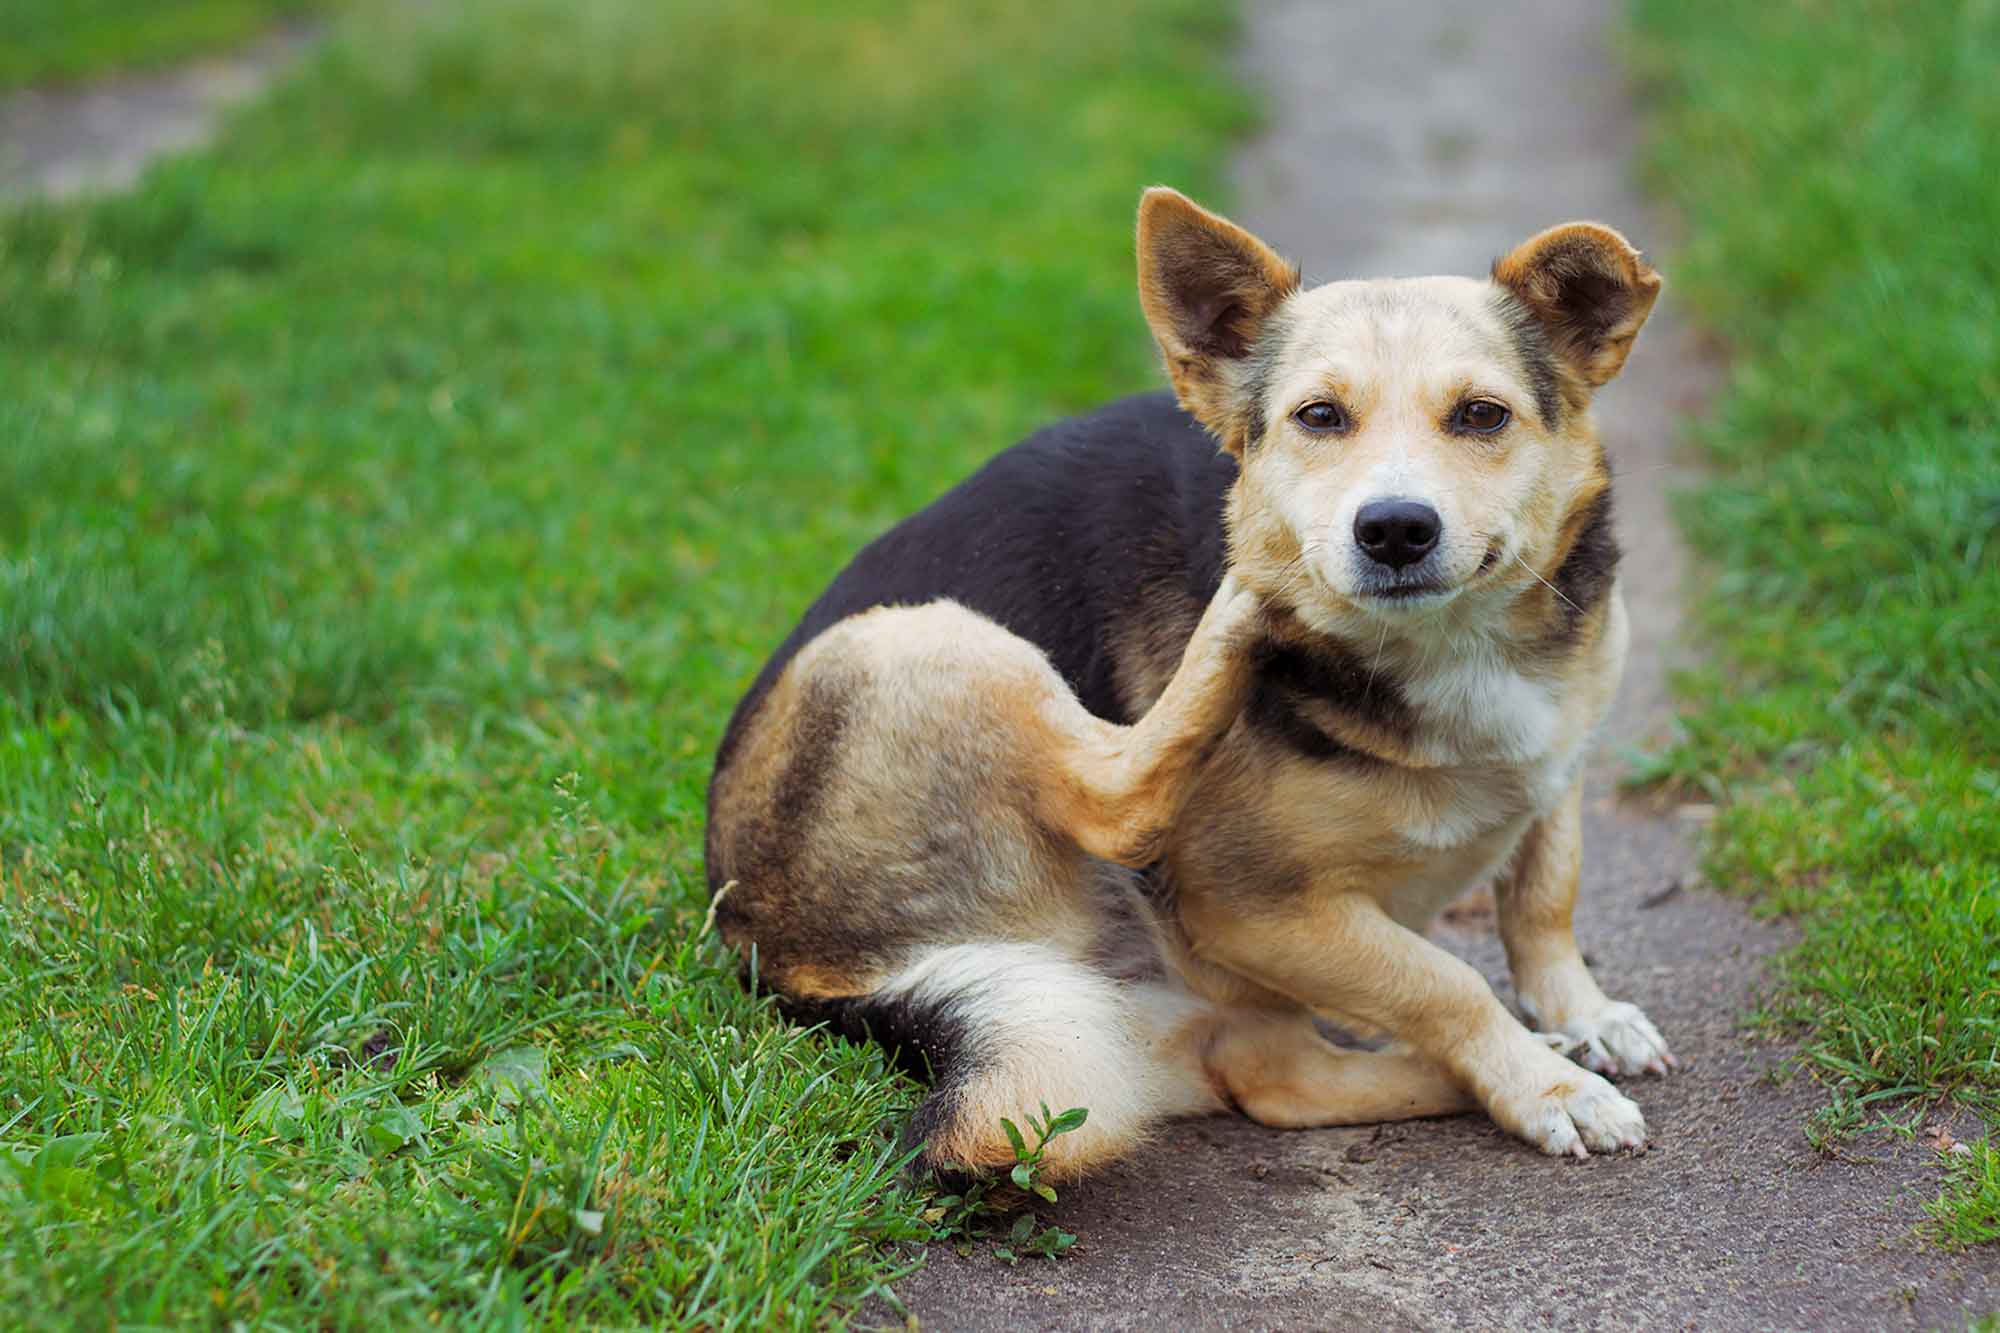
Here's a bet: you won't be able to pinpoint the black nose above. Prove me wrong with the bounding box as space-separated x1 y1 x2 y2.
1353 499 1442 570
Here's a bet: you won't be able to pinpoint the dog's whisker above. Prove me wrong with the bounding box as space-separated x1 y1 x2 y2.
1513 550 1583 616
1261 555 1318 603
1364 617 1390 697
1271 574 1313 604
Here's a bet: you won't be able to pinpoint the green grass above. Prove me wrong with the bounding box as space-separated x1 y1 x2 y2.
1928 1140 2000 1250
0 0 316 88
1632 0 2000 1241
0 0 1248 1323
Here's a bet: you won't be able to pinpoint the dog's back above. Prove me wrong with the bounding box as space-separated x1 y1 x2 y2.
709 389 1231 787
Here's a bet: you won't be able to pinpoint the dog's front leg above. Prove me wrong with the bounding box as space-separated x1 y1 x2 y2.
1185 888 1649 1157
1496 780 1676 1077
1034 574 1265 867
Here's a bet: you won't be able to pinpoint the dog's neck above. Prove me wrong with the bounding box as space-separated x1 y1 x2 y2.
1246 587 1594 772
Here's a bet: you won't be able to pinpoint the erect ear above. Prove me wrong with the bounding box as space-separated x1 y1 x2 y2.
1137 187 1300 451
1492 222 1662 391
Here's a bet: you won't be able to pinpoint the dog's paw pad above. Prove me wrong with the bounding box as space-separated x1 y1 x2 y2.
1555 1001 1675 1079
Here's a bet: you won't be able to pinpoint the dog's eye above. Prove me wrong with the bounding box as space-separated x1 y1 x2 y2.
1456 399 1510 434
1293 402 1346 433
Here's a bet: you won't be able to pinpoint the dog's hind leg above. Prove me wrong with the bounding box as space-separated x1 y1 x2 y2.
715 578 1268 1177
1203 1009 1472 1129
1026 572 1267 867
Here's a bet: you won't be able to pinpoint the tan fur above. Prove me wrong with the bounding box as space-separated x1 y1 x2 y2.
1204 1012 1473 1128
1027 574 1267 865
710 188 1671 1176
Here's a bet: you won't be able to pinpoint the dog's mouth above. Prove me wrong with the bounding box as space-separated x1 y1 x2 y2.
1353 576 1459 612
1369 581 1452 601
1362 540 1507 604
1295 539 1502 618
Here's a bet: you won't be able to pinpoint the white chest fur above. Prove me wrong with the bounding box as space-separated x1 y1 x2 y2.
1375 593 1628 925
1373 738 1582 932
1402 633 1565 768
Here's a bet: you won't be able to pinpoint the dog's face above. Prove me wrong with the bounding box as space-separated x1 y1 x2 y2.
1136 188 1659 635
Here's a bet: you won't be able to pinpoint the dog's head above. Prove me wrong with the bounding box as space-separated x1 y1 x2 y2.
1136 187 1659 637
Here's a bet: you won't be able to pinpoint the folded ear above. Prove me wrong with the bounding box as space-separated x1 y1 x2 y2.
1492 223 1662 391
1137 187 1300 451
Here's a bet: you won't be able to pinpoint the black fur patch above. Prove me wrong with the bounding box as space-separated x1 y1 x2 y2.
766 676 850 852
1547 486 1620 640
781 985 976 1175
1244 635 1414 760
1488 288 1564 429
780 986 969 1085
705 393 1239 810
1246 678 1355 761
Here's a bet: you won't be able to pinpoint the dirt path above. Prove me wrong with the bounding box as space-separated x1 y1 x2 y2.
0 21 317 202
897 1 1998 1328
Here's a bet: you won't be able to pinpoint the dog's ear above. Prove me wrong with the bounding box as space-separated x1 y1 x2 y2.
1137 187 1300 451
1492 223 1662 391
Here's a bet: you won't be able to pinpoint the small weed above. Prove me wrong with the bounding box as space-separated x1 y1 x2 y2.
929 1104 1088 1264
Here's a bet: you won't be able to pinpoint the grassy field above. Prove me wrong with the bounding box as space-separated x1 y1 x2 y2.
0 0 315 87
1633 0 2000 1241
0 0 1246 1323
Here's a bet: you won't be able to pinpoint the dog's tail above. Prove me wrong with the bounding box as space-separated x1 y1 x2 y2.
789 941 1218 1181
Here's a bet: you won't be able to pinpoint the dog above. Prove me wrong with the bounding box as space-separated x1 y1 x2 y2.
705 187 1673 1179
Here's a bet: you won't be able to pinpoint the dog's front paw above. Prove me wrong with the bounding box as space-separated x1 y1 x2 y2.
1488 1062 1650 1159
1552 1001 1675 1078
